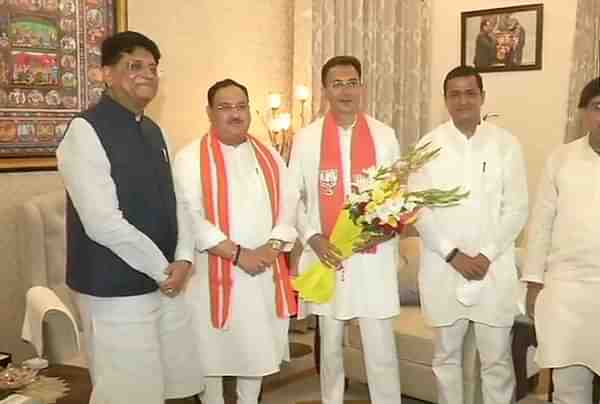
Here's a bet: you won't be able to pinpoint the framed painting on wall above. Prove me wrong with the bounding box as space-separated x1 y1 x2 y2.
0 0 127 172
461 4 543 73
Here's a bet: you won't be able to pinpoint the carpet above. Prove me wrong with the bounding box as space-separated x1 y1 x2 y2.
297 401 370 404
289 342 313 359
296 398 430 404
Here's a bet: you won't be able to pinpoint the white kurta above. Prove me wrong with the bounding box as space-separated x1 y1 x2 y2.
174 138 298 377
410 120 528 327
522 135 600 374
57 116 202 401
289 115 401 320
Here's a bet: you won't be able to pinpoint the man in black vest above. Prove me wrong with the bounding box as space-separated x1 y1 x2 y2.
57 31 202 404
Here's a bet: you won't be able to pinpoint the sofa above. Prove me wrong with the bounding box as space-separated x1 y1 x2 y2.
342 236 539 403
18 190 86 366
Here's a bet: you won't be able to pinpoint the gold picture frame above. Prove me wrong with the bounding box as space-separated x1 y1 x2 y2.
461 4 543 73
0 0 128 172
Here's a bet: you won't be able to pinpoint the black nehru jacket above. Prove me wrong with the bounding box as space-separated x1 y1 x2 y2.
65 95 178 297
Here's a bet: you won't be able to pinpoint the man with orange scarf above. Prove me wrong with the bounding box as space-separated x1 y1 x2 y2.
289 56 402 404
174 79 298 404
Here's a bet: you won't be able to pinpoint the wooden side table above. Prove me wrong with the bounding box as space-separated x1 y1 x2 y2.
41 365 91 404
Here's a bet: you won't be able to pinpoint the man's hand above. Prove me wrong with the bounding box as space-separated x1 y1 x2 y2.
288 241 303 277
449 251 488 280
308 234 343 270
253 243 279 268
237 248 271 276
526 282 543 318
353 232 394 253
160 260 192 297
472 253 491 274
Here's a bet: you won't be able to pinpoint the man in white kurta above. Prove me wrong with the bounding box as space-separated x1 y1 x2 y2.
174 79 298 404
289 56 402 404
58 31 202 404
522 77 600 404
411 66 528 404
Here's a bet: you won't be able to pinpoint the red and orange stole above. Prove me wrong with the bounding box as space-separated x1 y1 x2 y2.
200 129 297 329
319 112 377 250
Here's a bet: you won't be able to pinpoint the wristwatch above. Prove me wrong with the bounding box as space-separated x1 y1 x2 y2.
268 239 284 251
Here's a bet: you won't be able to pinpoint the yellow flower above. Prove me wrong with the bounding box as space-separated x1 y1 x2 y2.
365 201 378 213
372 187 386 204
387 216 398 226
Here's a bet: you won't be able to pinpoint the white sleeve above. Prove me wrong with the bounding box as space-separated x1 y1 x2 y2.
269 151 299 247
162 129 194 263
56 118 169 283
408 139 457 259
288 134 320 244
173 145 227 252
479 140 529 261
521 155 558 284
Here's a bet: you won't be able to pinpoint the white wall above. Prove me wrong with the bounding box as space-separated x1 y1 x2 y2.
430 0 576 217
128 0 294 150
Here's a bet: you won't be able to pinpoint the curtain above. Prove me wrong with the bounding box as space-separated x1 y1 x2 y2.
564 0 600 143
312 0 431 150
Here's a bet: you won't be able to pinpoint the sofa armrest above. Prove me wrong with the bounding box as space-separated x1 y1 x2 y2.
22 286 81 364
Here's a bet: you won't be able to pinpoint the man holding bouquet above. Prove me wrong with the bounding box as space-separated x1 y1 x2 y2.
289 56 402 404
410 65 528 404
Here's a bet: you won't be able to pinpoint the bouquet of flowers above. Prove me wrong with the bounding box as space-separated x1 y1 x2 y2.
292 142 469 303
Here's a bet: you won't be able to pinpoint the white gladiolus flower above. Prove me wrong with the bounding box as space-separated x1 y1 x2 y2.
353 176 376 193
348 192 370 205
403 201 417 212
387 198 405 213
375 204 395 223
364 166 378 178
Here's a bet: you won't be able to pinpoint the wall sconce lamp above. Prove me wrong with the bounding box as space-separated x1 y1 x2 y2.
269 93 282 117
294 85 310 127
259 86 311 162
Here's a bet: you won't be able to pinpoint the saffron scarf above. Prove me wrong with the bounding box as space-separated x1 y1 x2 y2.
319 112 377 245
200 129 297 329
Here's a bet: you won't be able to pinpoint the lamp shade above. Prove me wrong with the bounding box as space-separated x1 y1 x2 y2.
295 85 310 101
279 113 291 130
269 93 282 109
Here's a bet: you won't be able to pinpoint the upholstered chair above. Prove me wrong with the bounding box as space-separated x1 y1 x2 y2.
18 190 85 366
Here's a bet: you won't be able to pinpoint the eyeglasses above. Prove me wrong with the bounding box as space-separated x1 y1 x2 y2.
215 103 250 113
587 102 600 111
445 90 482 100
125 60 162 77
329 79 361 90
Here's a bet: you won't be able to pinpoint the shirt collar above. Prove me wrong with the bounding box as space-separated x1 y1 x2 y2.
99 94 145 123
449 119 485 141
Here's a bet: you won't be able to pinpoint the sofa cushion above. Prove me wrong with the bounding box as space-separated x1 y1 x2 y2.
398 285 420 305
394 306 434 366
398 254 420 305
345 319 363 351
344 306 434 367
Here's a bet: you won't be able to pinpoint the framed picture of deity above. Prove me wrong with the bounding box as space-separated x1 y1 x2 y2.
461 4 543 74
0 0 127 172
